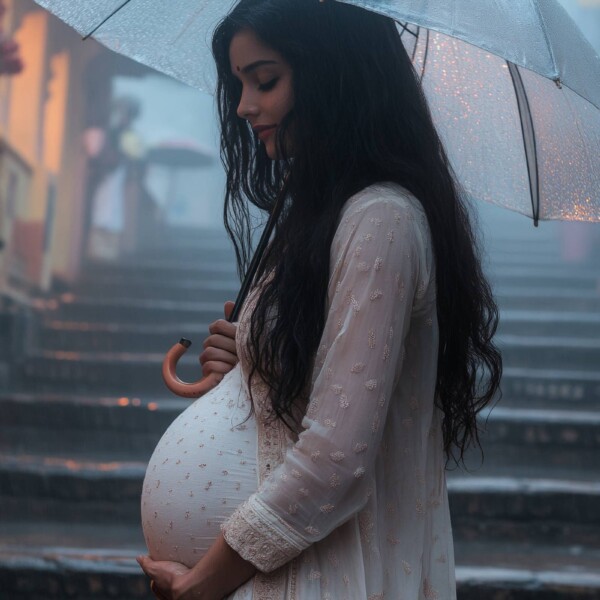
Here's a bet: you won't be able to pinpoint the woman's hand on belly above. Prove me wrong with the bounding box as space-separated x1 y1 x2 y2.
200 301 238 380
138 533 256 600
137 557 190 599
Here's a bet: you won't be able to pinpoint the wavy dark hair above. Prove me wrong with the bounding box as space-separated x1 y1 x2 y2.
212 0 502 464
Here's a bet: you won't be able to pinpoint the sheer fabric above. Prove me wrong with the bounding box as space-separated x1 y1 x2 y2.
224 182 456 600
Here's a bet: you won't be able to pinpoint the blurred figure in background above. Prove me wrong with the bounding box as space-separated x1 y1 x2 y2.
83 96 157 259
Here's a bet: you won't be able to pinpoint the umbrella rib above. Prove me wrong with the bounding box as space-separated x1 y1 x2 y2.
419 28 430 82
395 21 419 64
398 22 418 40
410 25 419 64
507 61 541 227
82 0 134 40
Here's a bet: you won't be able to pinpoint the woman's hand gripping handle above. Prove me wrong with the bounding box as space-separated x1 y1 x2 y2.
162 301 238 398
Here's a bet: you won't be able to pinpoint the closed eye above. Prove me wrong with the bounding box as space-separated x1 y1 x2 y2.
258 78 279 92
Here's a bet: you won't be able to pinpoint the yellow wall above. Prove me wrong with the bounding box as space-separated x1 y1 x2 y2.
0 7 89 288
43 52 69 175
49 49 89 282
8 12 46 170
0 0 15 140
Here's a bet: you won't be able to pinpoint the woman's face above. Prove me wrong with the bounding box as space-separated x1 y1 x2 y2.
229 29 294 159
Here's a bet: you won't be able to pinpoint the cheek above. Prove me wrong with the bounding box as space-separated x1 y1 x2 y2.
272 99 291 120
271 83 294 119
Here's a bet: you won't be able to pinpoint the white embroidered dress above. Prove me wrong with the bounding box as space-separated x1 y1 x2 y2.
224 182 456 600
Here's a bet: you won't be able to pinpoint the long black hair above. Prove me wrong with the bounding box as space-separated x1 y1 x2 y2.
212 0 502 464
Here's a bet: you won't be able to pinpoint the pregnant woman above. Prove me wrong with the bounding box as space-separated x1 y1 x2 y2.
138 1 502 598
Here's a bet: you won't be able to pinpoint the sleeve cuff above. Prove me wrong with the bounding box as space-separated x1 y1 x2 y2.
221 495 308 572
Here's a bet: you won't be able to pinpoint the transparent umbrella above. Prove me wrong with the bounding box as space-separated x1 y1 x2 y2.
33 0 600 224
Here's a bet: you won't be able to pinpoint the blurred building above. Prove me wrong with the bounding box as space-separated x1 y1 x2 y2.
0 0 221 300
0 0 185 296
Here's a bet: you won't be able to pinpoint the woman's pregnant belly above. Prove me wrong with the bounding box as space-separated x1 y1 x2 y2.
141 365 257 567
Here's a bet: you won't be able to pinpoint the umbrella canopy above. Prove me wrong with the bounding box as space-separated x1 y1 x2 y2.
400 22 600 223
33 0 600 222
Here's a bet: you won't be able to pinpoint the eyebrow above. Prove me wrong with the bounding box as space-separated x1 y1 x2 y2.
235 59 278 75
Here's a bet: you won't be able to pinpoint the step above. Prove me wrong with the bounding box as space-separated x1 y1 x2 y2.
102 245 236 265
455 541 600 600
34 296 225 324
486 263 599 280
489 271 599 292
0 454 147 523
73 272 237 293
497 335 600 370
447 476 600 546
135 240 235 258
0 522 148 600
0 392 185 458
462 406 600 472
485 253 579 268
495 288 600 311
1 521 598 600
497 310 600 338
84 259 238 282
70 279 240 302
135 227 234 241
36 320 212 353
499 367 600 409
17 351 202 394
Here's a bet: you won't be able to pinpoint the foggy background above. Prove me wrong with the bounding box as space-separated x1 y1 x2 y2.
0 1 598 599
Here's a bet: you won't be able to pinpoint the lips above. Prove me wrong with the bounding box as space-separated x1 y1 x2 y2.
253 125 277 141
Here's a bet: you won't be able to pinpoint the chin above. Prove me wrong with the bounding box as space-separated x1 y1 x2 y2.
265 146 278 160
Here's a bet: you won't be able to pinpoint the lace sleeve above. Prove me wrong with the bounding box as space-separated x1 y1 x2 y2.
222 186 430 573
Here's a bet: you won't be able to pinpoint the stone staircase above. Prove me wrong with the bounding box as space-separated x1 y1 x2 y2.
1 209 599 599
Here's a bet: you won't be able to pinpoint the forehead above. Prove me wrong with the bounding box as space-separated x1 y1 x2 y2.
229 29 283 73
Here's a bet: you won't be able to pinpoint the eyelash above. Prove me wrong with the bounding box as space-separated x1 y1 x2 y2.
258 78 278 92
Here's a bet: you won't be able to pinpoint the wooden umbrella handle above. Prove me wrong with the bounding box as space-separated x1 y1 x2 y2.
162 338 222 398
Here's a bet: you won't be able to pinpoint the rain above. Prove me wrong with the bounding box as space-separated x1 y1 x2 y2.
0 0 599 598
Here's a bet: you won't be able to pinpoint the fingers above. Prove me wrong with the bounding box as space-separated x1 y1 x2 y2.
199 346 238 377
137 556 189 600
200 346 237 367
202 333 237 355
202 322 238 363
151 581 170 600
201 358 237 378
208 318 237 340
202 363 233 379
137 555 156 579
201 310 238 379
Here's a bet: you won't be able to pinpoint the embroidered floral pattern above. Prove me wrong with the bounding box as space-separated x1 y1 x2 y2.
222 500 303 572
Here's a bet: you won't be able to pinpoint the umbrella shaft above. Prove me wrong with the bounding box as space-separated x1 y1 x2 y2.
229 180 288 322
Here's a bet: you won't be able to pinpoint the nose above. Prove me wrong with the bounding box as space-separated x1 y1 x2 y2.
236 87 259 121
